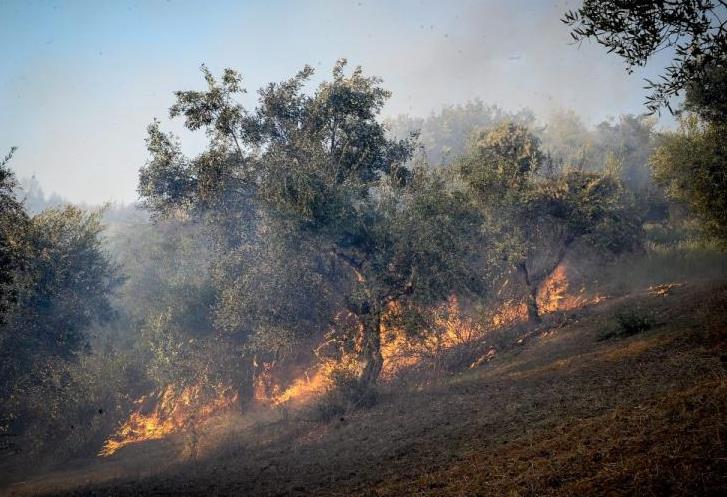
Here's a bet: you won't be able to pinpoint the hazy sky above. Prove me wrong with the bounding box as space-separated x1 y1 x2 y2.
1 0 676 204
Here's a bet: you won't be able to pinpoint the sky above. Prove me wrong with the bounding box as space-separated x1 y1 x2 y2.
0 0 677 204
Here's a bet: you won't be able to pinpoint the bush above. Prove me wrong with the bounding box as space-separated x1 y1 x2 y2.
617 307 655 336
602 305 656 340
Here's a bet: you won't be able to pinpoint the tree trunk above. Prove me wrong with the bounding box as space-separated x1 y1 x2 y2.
357 301 383 388
517 261 541 324
237 356 257 408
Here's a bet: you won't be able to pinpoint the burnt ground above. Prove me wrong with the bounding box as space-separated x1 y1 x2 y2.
3 281 727 497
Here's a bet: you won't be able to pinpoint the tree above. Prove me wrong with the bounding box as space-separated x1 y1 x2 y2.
0 203 121 456
650 114 727 242
0 147 31 325
386 101 536 166
683 62 727 124
459 122 641 323
138 61 489 390
563 0 727 114
564 1 727 244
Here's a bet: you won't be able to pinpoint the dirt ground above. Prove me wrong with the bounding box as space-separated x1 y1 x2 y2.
4 281 727 497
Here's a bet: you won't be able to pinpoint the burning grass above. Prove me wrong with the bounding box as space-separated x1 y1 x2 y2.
100 262 607 458
537 263 607 313
99 382 238 457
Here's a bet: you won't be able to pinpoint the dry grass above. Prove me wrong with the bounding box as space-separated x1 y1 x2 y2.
4 282 727 497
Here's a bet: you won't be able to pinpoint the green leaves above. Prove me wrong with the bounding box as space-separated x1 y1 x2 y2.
23 206 121 356
459 122 545 195
135 62 494 386
458 122 642 296
562 0 727 115
650 115 727 243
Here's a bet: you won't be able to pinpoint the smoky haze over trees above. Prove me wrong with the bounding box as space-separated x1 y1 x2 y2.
1 2 727 496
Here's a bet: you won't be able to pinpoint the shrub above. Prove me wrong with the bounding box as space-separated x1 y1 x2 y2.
602 305 656 340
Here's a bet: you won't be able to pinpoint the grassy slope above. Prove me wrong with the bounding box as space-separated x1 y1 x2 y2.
6 282 727 497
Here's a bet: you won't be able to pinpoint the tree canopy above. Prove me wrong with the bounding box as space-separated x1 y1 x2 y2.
459 122 642 323
138 61 490 391
563 0 727 114
650 115 727 243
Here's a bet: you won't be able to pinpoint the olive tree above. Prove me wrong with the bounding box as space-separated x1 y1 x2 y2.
650 115 727 243
1 198 120 456
139 61 489 390
459 122 642 323
0 147 31 325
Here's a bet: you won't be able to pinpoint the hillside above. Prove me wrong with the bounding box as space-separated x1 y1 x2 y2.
4 281 727 497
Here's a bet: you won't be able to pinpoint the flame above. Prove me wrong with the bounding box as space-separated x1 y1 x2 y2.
537 263 605 314
268 359 336 405
380 296 485 378
257 298 484 403
253 361 282 403
252 311 363 407
647 282 683 297
490 299 529 327
99 381 238 457
484 263 607 328
100 264 608 455
261 354 365 406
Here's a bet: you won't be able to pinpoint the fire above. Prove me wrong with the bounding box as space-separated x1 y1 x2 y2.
253 360 282 402
380 296 484 378
485 262 606 328
101 263 604 455
257 354 364 407
537 263 605 314
647 282 684 296
490 299 529 327
261 265 603 403
256 298 484 404
267 359 337 405
99 381 238 457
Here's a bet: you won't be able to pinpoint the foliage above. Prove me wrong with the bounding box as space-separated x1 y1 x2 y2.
601 305 656 340
137 61 491 389
459 121 545 192
21 207 121 355
650 115 727 243
0 197 121 458
684 61 727 124
563 0 727 114
0 147 31 325
390 104 659 196
458 122 642 322
386 101 536 166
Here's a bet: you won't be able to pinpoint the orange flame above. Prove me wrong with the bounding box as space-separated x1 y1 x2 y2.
537 263 605 314
102 264 605 455
490 299 529 327
380 296 485 378
99 381 238 457
253 311 363 407
268 359 339 406
253 361 282 403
